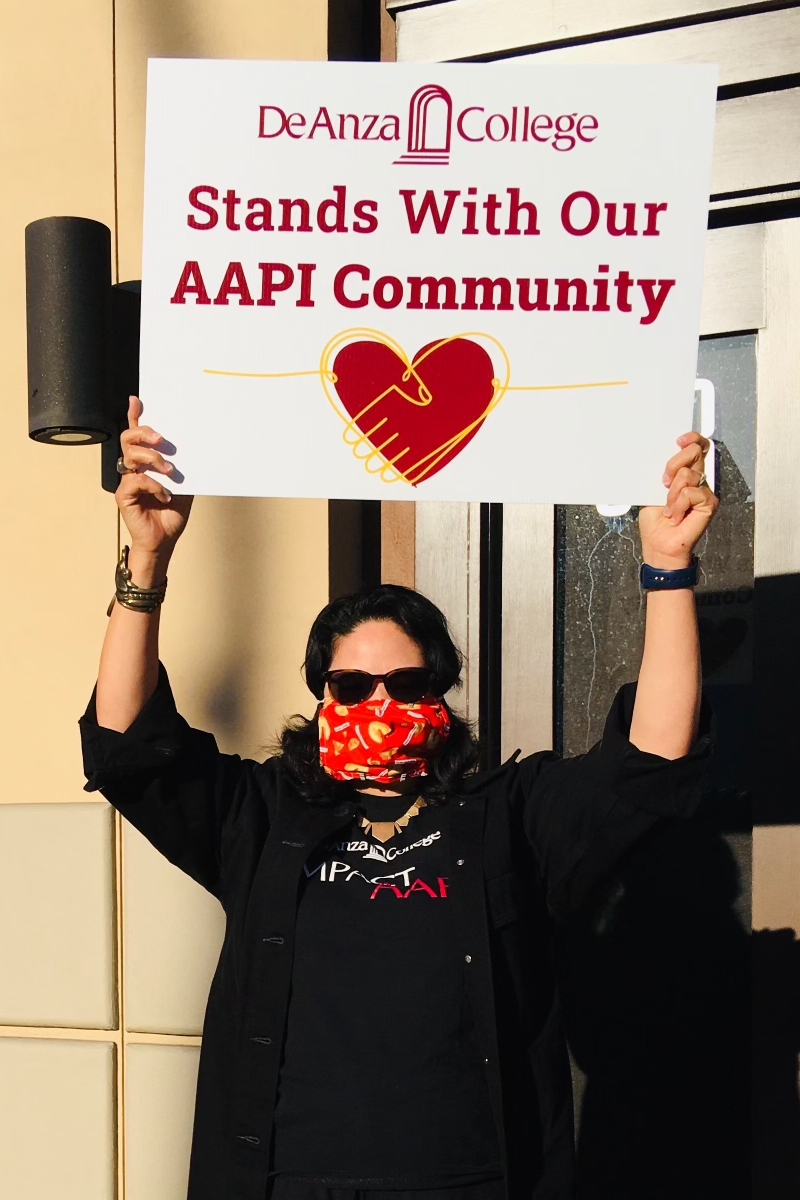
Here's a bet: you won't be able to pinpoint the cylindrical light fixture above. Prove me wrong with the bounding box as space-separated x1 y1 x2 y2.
26 216 112 444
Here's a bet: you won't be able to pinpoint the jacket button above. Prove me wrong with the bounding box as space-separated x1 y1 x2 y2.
464 954 472 963
236 1134 260 1145
458 800 466 807
282 839 306 848
456 858 465 866
250 1036 272 1045
262 935 285 945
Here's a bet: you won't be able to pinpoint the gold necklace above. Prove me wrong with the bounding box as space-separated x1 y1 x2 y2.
359 796 427 843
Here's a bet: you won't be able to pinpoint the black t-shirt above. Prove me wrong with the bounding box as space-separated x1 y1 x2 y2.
271 792 503 1188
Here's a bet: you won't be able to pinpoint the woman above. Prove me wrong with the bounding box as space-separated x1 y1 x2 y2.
80 397 717 1200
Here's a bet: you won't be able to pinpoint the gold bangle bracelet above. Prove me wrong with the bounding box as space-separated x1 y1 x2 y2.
106 545 168 616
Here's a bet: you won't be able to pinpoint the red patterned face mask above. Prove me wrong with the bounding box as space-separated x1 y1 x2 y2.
318 696 451 783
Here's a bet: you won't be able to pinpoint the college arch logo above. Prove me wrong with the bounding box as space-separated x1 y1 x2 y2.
394 84 452 166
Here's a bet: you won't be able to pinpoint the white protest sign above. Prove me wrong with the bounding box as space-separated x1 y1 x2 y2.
139 59 717 504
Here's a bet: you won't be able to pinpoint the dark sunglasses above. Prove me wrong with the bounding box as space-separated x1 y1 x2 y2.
323 667 439 705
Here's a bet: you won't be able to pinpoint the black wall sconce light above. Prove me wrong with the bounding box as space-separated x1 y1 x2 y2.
25 215 141 492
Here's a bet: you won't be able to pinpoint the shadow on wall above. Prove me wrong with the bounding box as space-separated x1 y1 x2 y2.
125 0 205 56
751 570 800 1198
753 929 800 1199
198 496 264 739
559 793 752 1200
558 570 800 1198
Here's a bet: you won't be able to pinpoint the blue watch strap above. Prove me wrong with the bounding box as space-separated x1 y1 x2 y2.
639 558 699 590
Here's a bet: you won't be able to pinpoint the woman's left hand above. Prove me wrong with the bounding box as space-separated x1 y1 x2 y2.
638 431 720 568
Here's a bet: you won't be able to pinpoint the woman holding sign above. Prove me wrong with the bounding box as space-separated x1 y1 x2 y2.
80 397 717 1200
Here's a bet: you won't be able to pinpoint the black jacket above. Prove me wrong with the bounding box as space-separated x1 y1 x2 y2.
79 665 712 1200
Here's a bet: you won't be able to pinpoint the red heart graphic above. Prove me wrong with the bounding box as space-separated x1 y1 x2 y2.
331 337 496 485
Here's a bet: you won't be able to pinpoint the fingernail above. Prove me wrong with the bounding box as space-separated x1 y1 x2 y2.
662 473 670 485
663 507 671 517
162 489 172 501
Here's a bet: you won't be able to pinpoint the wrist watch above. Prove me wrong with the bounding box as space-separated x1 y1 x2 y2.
639 557 698 591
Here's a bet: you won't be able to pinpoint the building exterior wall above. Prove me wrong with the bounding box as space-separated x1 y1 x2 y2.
394 0 800 1188
394 0 800 949
0 4 328 1199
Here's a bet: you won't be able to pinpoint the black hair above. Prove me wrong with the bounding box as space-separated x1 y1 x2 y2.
278 584 480 804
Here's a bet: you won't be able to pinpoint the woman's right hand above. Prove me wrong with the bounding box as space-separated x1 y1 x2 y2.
116 395 193 558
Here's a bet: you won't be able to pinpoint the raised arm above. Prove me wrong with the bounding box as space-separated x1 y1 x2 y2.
630 431 718 759
84 398 255 899
96 395 193 731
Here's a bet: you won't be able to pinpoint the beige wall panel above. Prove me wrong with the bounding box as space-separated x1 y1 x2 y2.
753 826 800 932
125 1043 200 1200
381 502 416 586
124 821 225 1035
112 1 331 761
700 224 764 336
501 505 554 759
394 0 761 62
712 88 800 196
414 503 481 718
0 1 113 224
382 0 399 61
114 0 328 281
0 1038 115 1200
513 10 800 87
755 219 800 578
0 1 116 803
0 804 115 1028
415 502 470 711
